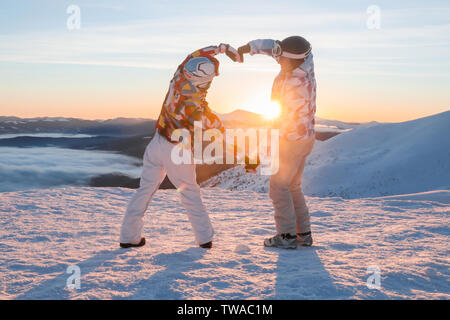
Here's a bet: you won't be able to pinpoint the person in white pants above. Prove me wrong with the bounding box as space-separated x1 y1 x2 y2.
119 44 242 249
120 132 214 246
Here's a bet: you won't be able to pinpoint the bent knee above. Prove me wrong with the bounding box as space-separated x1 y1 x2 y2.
176 182 201 195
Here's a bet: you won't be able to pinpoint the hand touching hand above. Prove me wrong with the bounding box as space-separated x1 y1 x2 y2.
218 43 242 63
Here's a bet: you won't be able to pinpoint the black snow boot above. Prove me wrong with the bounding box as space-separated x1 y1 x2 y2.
199 241 212 249
120 237 146 248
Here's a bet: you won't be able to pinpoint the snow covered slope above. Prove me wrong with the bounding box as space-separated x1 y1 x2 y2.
203 111 450 198
0 187 448 299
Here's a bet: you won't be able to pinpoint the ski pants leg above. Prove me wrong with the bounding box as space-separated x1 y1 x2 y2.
120 136 166 244
269 136 315 235
161 137 214 245
120 133 214 245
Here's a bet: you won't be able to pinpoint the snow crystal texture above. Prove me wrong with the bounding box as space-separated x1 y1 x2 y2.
0 187 448 299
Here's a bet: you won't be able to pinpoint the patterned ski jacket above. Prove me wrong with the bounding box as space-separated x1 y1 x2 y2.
248 39 317 141
156 46 225 145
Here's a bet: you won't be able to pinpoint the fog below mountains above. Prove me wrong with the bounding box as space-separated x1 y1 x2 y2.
0 146 142 192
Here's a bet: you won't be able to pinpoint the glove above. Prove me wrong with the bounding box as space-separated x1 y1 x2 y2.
237 44 251 62
244 155 260 173
218 43 242 63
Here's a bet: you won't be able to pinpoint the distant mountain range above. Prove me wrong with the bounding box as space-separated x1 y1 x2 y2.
216 109 360 132
0 110 360 136
0 110 361 190
0 116 156 136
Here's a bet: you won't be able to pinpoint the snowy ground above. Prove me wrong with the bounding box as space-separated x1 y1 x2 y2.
0 187 448 299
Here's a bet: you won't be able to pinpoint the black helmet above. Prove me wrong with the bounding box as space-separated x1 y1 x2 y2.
275 36 312 60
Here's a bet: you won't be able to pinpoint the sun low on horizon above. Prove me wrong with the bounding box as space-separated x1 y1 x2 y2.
239 92 281 120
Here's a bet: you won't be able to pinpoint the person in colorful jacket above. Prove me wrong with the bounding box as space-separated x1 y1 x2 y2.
239 36 317 249
120 44 241 249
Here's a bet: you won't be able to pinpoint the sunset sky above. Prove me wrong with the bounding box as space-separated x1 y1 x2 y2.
0 0 449 122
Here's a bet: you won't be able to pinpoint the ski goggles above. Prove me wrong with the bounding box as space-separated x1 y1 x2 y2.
272 41 283 58
272 40 312 60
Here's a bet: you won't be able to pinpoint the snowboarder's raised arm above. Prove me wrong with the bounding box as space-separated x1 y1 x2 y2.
249 39 277 57
190 44 242 63
238 39 277 60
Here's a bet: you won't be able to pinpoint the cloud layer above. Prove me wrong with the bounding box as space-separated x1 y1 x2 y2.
0 147 142 192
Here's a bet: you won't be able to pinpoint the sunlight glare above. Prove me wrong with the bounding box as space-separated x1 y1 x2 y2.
261 100 281 119
243 94 281 120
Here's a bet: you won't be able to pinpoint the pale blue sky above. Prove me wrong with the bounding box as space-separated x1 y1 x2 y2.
0 0 449 121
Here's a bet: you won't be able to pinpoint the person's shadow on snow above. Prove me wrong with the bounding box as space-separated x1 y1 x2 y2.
127 247 207 299
16 246 206 300
272 246 353 299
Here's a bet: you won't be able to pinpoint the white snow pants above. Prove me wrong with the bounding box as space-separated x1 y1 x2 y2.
120 132 214 245
269 136 315 235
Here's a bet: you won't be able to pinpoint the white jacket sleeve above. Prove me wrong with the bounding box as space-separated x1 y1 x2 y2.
248 39 276 58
